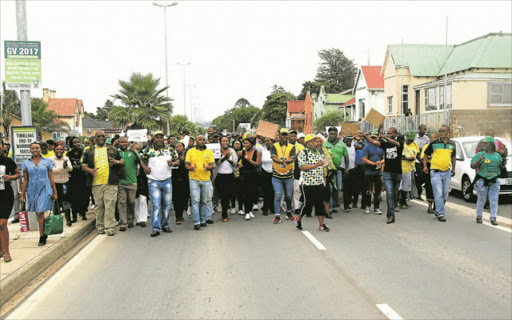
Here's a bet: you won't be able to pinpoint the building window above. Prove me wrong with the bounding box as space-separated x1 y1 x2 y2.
425 87 437 111
488 82 512 107
388 96 393 113
359 99 365 120
402 85 409 114
439 84 452 109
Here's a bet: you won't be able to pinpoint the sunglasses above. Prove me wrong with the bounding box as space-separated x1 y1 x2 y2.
97 135 106 138
281 133 288 136
438 130 447 133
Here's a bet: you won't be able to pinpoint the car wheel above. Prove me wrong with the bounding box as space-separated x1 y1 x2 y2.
462 176 476 203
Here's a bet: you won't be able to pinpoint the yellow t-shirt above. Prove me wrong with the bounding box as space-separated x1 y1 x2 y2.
185 147 215 182
93 147 110 185
41 150 55 159
401 141 418 174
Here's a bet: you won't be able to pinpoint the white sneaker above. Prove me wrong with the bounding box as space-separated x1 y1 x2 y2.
238 210 244 215
230 208 236 214
373 209 383 215
249 212 255 218
187 208 191 216
365 208 371 214
252 204 258 211
245 213 251 220
90 204 96 210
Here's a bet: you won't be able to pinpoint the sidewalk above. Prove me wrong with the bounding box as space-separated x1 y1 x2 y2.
0 211 96 307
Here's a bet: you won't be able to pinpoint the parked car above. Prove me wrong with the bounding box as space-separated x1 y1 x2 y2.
449 136 512 202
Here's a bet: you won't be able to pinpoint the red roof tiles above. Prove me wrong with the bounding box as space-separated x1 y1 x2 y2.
287 100 305 113
341 98 355 106
361 66 384 89
46 98 78 117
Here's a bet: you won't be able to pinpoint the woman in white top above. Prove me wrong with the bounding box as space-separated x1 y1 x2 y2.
260 137 275 216
213 136 238 222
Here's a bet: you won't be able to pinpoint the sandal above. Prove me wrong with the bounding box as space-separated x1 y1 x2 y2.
427 209 435 214
4 252 12 263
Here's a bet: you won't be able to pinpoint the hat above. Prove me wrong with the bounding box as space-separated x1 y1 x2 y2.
328 127 338 133
315 133 326 143
370 130 379 138
153 130 165 137
288 130 297 135
344 135 354 140
406 130 416 140
482 136 495 143
305 134 316 143
280 128 289 134
297 133 305 139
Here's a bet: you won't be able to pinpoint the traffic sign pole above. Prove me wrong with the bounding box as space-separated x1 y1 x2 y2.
15 0 32 126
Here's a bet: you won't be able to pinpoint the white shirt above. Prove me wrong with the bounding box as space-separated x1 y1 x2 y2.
261 147 273 173
217 153 234 174
147 151 173 181
50 155 72 184
341 144 356 169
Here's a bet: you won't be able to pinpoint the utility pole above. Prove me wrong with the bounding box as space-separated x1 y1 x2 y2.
443 16 448 110
16 0 32 125
177 62 190 117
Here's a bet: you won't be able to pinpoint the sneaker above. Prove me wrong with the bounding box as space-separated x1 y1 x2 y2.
230 208 236 214
490 219 498 226
140 222 147 227
120 226 127 232
206 219 214 224
365 208 371 214
332 209 338 213
107 229 115 236
476 217 483 224
438 216 446 222
273 215 281 224
90 204 96 210
253 204 259 211
286 212 294 220
223 218 229 222
187 208 191 216
373 209 383 215
194 224 201 230
296 220 303 230
394 206 400 212
249 212 255 219
245 213 251 220
238 210 244 215
325 214 333 219
98 229 106 235
200 223 207 227
343 208 350 212
319 224 330 232
401 204 408 210
262 210 268 216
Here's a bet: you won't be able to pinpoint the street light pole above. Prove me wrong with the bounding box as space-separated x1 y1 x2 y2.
177 62 191 118
152 2 178 98
16 0 32 125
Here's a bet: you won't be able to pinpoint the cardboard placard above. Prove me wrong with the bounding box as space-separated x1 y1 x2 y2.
340 123 360 137
364 108 386 128
127 129 148 142
256 120 279 139
206 143 222 159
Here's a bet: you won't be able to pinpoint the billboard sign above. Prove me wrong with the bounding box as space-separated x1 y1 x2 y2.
10 126 38 165
4 41 42 89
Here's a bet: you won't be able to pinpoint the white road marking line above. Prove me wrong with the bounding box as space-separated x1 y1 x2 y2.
301 231 326 250
482 221 512 233
376 303 403 320
7 235 107 320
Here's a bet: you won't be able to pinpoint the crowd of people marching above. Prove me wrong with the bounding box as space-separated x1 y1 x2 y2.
0 123 507 263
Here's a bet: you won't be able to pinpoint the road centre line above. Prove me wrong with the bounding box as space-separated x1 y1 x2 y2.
301 231 327 250
7 235 106 320
376 303 404 320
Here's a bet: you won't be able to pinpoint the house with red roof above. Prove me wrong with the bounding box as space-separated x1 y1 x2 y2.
286 100 305 132
352 66 385 121
42 88 84 140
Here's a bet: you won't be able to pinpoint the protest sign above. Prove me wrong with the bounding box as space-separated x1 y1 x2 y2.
364 108 386 128
340 123 360 137
183 136 190 147
10 126 37 165
256 120 279 139
206 143 222 159
127 129 148 142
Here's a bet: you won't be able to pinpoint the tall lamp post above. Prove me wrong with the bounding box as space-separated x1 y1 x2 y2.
177 62 191 117
152 1 178 98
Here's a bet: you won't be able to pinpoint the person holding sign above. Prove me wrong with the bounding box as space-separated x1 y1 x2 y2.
186 135 215 229
471 136 502 225
270 128 296 224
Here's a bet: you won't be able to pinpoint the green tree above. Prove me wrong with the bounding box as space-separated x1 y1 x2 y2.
110 73 173 130
211 98 261 132
297 80 343 100
1 82 21 140
31 98 69 139
170 114 204 137
315 48 357 92
260 85 295 126
313 110 344 132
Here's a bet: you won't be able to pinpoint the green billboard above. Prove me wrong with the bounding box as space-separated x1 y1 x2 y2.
4 41 41 89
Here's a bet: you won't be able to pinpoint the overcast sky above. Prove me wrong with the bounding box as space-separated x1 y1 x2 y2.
1 0 511 123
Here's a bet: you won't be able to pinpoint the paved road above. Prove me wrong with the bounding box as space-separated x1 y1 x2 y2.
8 201 512 320
448 190 512 219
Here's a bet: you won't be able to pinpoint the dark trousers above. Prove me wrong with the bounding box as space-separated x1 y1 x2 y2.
231 177 243 211
363 174 382 210
352 165 364 206
215 174 234 219
240 173 258 214
415 162 424 198
55 183 71 222
69 174 88 217
342 168 360 209
261 171 275 214
299 184 327 217
172 178 189 221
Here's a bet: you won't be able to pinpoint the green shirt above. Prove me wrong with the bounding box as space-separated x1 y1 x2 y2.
471 151 502 180
323 139 348 168
119 149 140 184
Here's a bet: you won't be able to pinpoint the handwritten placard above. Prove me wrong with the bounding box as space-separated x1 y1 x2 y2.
364 108 386 128
256 120 279 139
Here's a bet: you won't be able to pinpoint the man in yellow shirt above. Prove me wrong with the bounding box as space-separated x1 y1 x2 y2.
40 141 55 158
399 130 418 209
186 135 215 230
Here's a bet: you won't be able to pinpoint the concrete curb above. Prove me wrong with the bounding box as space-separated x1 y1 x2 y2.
0 218 96 307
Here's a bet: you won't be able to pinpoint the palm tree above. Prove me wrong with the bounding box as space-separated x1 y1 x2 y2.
31 98 70 139
110 73 173 130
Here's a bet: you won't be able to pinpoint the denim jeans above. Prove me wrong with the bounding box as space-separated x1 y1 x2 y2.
383 172 402 217
272 177 293 214
475 179 500 220
190 179 213 225
148 179 172 231
431 169 452 216
329 169 343 209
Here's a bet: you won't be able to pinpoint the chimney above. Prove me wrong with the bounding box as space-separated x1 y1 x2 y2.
311 93 317 100
43 88 49 103
50 90 56 99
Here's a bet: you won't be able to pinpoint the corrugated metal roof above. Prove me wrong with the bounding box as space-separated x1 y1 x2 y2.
325 94 354 104
83 116 113 129
361 66 384 89
341 98 355 106
389 44 453 76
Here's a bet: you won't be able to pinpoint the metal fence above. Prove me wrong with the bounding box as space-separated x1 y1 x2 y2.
358 111 450 135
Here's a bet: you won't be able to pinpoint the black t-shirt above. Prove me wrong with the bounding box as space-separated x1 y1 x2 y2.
379 136 404 174
0 155 17 193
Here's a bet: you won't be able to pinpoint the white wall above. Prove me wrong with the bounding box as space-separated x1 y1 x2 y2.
354 71 385 120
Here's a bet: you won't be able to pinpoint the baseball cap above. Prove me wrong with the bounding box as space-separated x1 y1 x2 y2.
297 133 305 139
370 130 379 138
280 128 289 134
305 134 316 142
288 130 297 135
406 130 416 140
344 135 354 140
482 136 495 143
153 130 165 137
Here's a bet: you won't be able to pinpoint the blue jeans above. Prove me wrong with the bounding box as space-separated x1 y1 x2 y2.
272 177 293 214
475 179 500 220
190 179 213 225
329 169 343 210
383 172 402 217
431 169 452 216
148 179 172 231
